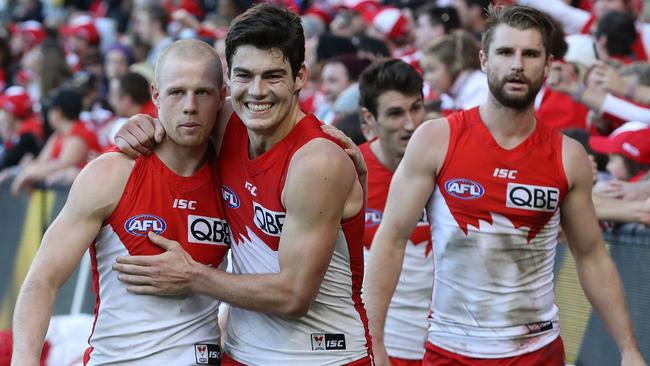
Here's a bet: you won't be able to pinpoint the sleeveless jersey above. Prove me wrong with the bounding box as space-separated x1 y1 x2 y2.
360 142 433 360
218 113 370 365
85 153 229 366
427 107 569 358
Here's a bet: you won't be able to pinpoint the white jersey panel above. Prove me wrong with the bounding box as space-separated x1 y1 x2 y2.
426 189 560 358
226 226 368 365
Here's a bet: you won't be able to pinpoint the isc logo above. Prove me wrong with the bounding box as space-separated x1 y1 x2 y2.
311 333 346 351
194 343 221 365
253 202 285 237
125 214 167 236
506 183 560 212
188 215 231 245
445 178 485 200
221 185 240 209
365 208 383 227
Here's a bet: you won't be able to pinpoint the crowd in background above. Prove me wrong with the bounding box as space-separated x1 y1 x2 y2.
1 0 650 222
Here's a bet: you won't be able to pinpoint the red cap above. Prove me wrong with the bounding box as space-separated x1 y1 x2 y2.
61 20 100 45
372 7 410 40
10 21 46 46
165 0 205 19
589 121 650 164
0 86 32 119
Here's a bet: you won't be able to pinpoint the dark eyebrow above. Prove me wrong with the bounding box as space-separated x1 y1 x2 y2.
262 69 287 77
232 67 251 74
385 106 405 114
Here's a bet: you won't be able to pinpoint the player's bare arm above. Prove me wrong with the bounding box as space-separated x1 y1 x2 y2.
363 118 448 366
560 137 646 366
11 153 133 365
115 139 362 316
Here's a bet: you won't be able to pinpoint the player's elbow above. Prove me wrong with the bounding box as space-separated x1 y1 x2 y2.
276 287 315 317
280 296 312 317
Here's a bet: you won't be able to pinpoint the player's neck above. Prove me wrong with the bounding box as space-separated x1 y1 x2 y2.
370 139 400 172
155 139 208 177
479 99 537 150
246 105 305 159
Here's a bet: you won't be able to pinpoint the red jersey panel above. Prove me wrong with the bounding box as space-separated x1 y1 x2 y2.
217 113 370 365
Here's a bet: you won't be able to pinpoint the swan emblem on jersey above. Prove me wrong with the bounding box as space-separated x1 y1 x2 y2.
445 178 485 200
125 214 167 236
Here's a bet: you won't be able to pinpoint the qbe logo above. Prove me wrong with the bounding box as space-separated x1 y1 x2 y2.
253 202 285 237
311 333 346 351
194 343 221 365
365 208 382 228
506 183 559 212
445 178 485 200
188 215 231 246
124 214 167 236
221 185 240 209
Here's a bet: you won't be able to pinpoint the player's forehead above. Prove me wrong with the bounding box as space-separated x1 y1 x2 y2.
159 55 219 89
488 24 544 53
377 91 422 111
231 45 291 74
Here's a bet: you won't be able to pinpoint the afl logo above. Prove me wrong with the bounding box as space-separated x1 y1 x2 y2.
221 185 240 209
125 214 167 237
365 209 383 227
445 178 485 200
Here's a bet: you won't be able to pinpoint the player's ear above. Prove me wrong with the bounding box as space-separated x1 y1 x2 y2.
360 107 376 126
151 83 160 108
479 49 488 73
294 63 307 94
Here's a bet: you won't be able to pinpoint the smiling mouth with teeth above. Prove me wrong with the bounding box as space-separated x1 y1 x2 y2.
247 103 273 112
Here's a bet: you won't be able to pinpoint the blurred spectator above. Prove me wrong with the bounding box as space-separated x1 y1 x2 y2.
590 121 650 182
316 54 371 125
10 87 100 195
535 18 590 132
548 60 650 133
452 0 490 38
335 112 367 145
421 30 486 112
20 37 71 105
412 4 460 50
102 71 154 148
590 121 650 224
102 42 134 96
330 0 380 38
517 0 649 61
10 0 43 22
594 11 640 63
367 7 413 57
60 16 102 72
0 86 42 182
133 4 173 66
354 35 391 60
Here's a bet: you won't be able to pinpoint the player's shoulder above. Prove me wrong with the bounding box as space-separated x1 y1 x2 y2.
410 117 450 152
70 152 135 205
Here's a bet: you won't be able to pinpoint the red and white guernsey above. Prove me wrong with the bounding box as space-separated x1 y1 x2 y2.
85 153 229 366
361 142 433 360
218 113 370 365
427 107 569 358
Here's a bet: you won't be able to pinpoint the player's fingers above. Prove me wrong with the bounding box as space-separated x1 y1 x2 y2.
112 261 155 275
115 254 157 266
115 133 152 156
148 231 181 251
154 119 165 143
125 285 161 295
117 273 153 285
